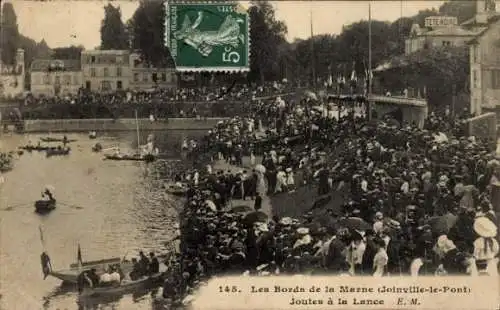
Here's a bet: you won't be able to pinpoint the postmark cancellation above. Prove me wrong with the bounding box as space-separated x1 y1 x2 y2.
165 1 250 72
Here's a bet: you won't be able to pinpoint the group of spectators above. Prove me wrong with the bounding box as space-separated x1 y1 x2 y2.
18 82 295 120
0 151 14 173
164 90 499 302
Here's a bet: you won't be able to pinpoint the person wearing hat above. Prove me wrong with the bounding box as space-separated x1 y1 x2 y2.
433 235 468 275
372 237 388 277
473 217 499 275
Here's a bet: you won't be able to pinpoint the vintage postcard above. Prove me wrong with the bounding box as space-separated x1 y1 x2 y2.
0 1 499 310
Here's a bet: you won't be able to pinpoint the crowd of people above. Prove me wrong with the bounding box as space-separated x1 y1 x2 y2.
0 151 14 173
17 82 295 120
165 91 499 301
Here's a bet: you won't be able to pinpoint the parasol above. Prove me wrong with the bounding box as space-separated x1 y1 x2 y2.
338 217 371 231
427 214 458 235
231 205 253 213
243 211 269 226
255 164 266 174
44 185 55 193
304 91 318 101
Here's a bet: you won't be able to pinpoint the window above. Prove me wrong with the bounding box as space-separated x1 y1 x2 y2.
161 73 167 82
90 56 96 64
473 70 478 88
134 73 139 82
74 75 80 85
442 41 452 47
491 70 500 89
116 56 123 64
103 67 109 77
43 74 50 85
63 74 71 85
117 80 123 90
54 76 61 85
101 80 111 91
152 72 158 83
90 68 96 77
474 45 479 63
117 67 122 77
143 73 148 82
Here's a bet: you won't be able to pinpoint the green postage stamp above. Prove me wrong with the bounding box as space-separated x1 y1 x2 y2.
165 1 250 72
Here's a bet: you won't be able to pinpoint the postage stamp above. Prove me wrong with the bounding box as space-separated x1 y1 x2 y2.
165 1 250 72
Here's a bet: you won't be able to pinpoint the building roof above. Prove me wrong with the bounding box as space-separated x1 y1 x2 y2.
31 59 81 72
467 15 500 44
423 26 479 37
82 50 129 55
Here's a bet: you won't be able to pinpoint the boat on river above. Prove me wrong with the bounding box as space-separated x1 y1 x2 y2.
89 131 97 139
35 199 56 213
46 148 71 157
104 153 156 162
40 137 77 143
79 273 164 298
19 145 51 152
164 182 189 197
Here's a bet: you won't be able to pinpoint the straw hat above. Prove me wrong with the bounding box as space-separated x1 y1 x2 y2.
296 227 310 235
279 217 293 226
286 167 292 173
473 217 497 238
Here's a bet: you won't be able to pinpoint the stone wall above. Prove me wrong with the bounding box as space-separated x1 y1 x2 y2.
22 117 228 133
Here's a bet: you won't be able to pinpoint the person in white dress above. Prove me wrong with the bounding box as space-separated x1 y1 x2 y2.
373 238 388 277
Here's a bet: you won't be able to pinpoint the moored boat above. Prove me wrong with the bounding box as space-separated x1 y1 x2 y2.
103 153 156 162
35 199 56 213
46 148 71 157
78 273 164 298
89 131 97 139
19 145 51 152
40 137 77 143
164 182 188 197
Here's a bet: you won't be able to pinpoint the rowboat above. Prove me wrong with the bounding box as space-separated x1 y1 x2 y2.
35 199 56 213
19 145 51 152
40 137 77 143
46 148 71 157
78 273 164 298
104 153 156 162
164 182 189 197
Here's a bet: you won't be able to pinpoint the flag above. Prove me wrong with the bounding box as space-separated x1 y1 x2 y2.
77 243 83 266
350 63 357 83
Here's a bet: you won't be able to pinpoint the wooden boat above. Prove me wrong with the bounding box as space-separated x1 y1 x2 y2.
104 153 156 162
89 131 97 139
46 148 71 157
35 199 56 213
40 137 77 143
79 273 164 298
164 182 189 197
19 145 51 152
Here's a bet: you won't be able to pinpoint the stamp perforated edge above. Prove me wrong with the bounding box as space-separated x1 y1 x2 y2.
164 0 250 73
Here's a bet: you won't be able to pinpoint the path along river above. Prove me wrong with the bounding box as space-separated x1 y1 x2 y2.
0 130 204 310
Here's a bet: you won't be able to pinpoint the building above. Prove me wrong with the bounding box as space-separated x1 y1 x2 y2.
405 16 481 55
0 49 25 98
30 59 82 97
129 52 177 91
468 0 500 115
81 50 131 93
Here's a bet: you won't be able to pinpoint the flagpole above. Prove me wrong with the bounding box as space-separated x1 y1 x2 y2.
310 3 316 91
368 1 373 120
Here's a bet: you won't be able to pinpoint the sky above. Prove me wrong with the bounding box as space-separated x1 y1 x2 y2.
7 0 446 49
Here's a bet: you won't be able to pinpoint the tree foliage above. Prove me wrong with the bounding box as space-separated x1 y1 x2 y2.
128 0 173 67
52 45 85 60
100 4 128 50
248 1 288 83
1 2 20 65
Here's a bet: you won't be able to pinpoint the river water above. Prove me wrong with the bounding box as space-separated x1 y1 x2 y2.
0 130 203 310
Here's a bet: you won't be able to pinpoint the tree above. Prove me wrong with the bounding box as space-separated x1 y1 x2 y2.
52 45 84 60
248 1 287 83
1 2 20 65
128 0 173 67
439 0 476 24
100 4 128 50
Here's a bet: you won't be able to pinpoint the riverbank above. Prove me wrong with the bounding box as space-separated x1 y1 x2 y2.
19 117 229 133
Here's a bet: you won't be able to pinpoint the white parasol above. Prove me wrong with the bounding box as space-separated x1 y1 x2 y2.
44 185 55 193
255 164 266 174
